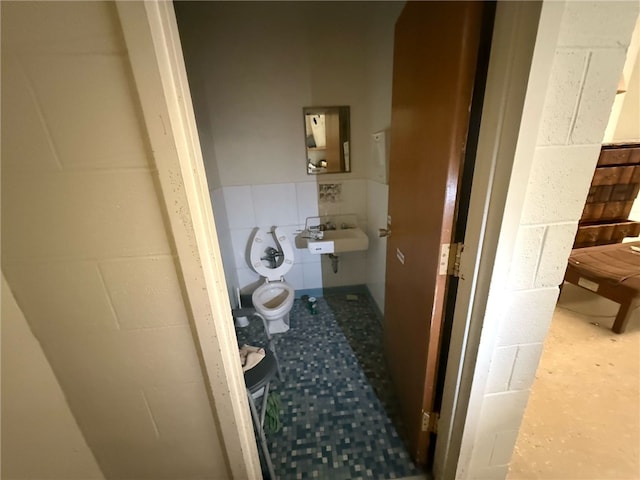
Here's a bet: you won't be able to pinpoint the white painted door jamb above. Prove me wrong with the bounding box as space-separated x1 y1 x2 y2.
434 1 565 478
115 2 261 478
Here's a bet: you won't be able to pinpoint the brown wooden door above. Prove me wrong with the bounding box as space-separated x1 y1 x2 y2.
384 1 485 466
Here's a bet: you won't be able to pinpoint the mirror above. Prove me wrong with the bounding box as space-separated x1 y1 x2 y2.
304 106 350 174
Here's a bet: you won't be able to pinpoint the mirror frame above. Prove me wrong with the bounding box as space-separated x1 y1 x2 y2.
303 106 350 175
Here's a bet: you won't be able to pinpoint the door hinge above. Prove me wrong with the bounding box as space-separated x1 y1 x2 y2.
421 410 439 433
439 242 464 277
450 242 464 277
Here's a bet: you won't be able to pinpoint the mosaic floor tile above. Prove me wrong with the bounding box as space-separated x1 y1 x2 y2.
236 294 423 479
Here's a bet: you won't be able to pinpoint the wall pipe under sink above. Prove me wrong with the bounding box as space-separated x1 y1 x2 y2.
327 253 339 273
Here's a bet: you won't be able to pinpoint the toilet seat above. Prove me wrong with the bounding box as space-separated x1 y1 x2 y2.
250 227 294 281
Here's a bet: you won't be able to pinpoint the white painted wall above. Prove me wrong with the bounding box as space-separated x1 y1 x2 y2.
1 3 230 478
615 55 640 141
367 180 390 311
605 17 640 223
363 2 402 312
175 2 401 302
1 276 105 480
605 16 640 143
454 2 639 478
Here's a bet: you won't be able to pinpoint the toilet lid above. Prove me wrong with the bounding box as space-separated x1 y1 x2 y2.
249 227 294 281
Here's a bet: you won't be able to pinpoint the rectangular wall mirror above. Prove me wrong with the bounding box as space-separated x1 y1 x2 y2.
304 106 350 174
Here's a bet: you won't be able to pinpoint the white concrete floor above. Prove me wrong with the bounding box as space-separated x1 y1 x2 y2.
508 284 640 479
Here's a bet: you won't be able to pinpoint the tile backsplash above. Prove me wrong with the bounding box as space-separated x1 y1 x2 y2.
216 179 368 295
319 183 342 202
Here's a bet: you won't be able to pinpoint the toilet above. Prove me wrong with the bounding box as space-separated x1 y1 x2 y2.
250 227 295 335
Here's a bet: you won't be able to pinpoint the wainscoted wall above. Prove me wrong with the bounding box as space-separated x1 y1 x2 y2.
217 179 368 295
176 2 402 307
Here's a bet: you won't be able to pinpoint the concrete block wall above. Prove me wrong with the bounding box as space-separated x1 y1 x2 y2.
462 2 639 477
2 276 104 479
1 3 228 478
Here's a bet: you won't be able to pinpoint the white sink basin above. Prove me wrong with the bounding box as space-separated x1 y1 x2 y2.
296 227 369 254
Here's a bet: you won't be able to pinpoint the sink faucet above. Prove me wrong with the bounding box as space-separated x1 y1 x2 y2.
320 221 336 231
305 225 324 240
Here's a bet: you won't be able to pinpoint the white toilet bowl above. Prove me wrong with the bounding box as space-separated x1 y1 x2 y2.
249 227 295 335
252 281 295 334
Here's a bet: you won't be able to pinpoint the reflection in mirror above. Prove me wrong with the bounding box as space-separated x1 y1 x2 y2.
304 106 350 175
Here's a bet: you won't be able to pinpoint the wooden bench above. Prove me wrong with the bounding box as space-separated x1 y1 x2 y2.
564 241 640 333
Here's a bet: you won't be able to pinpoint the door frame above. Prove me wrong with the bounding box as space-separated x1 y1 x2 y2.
115 2 261 478
117 1 564 479
433 1 566 478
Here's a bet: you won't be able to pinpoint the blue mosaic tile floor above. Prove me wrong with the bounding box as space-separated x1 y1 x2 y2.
236 293 423 479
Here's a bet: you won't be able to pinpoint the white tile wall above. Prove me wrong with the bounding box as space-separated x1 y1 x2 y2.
286 263 305 291
298 247 323 265
366 180 389 312
219 179 371 293
237 267 261 293
210 187 240 305
229 228 254 270
210 188 229 230
222 186 256 230
339 179 368 223
317 179 367 222
296 182 320 225
303 262 323 289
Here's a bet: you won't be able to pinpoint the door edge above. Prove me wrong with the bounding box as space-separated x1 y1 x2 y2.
433 1 564 478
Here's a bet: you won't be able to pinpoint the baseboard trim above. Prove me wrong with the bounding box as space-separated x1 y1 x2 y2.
243 284 384 327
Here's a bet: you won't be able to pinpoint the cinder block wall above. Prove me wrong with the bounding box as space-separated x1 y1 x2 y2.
459 2 639 478
1 3 229 478
2 276 105 479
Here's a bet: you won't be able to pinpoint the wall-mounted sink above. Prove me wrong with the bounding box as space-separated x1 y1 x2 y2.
295 227 369 254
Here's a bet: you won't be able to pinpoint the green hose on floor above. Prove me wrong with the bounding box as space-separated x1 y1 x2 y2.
264 392 282 434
